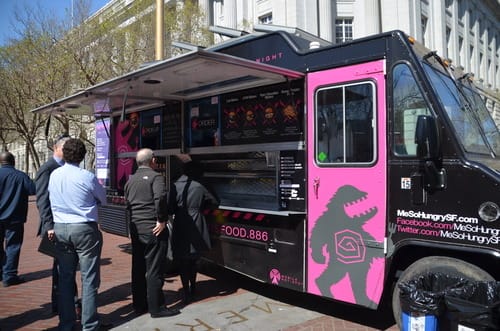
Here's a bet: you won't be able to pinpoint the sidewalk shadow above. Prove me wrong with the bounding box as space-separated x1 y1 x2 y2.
0 302 56 330
166 277 238 309
0 282 134 331
19 267 52 282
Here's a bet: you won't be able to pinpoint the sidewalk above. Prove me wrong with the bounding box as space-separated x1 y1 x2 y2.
0 200 397 330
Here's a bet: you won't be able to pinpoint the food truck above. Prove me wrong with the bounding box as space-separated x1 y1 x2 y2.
33 27 500 325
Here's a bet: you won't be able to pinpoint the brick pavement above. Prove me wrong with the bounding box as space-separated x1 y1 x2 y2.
0 200 398 330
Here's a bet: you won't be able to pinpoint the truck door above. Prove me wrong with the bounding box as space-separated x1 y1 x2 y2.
307 60 387 309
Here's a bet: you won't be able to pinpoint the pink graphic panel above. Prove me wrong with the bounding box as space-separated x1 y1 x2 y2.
306 60 387 309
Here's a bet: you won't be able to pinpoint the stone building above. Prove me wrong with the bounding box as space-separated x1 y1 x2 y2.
10 0 499 175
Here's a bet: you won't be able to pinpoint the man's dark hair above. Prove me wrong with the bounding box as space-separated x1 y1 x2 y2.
63 138 86 164
0 151 15 166
183 161 203 179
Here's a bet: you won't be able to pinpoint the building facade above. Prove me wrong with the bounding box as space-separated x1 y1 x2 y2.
10 0 500 175
204 0 499 122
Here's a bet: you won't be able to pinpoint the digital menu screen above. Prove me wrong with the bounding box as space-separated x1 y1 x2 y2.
140 108 162 150
162 103 182 149
221 81 304 145
187 97 220 147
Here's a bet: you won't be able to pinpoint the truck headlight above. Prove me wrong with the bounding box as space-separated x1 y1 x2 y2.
478 202 500 222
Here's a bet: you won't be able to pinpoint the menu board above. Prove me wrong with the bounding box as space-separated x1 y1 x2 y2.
162 103 182 149
140 108 162 150
95 118 110 187
221 81 304 145
279 150 305 211
188 97 220 147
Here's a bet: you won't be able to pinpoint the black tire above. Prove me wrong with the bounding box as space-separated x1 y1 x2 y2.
391 256 494 328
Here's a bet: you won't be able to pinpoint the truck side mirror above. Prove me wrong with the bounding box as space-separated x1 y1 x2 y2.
415 115 439 160
415 115 446 191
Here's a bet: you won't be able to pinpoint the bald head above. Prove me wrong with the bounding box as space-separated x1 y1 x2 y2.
136 148 154 167
0 151 15 166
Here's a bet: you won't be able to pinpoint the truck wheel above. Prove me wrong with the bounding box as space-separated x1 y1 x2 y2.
391 256 494 328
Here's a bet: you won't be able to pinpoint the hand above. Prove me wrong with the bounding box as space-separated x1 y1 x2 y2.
152 221 166 237
47 229 55 241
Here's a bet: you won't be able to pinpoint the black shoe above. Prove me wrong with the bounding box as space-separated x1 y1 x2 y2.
98 322 113 330
182 293 193 305
150 307 180 318
133 308 148 316
3 276 26 287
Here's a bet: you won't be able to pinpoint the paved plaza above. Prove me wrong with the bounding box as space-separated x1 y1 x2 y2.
0 199 398 330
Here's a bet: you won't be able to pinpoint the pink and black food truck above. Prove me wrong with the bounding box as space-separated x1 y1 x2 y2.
33 27 500 326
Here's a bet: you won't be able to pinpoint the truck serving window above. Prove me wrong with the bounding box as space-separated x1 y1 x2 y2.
392 64 432 156
315 81 375 165
423 64 492 155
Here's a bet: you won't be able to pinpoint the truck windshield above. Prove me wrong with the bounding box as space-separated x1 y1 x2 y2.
423 64 500 157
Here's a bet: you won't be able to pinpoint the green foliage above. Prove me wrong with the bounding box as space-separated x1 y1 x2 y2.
0 0 214 171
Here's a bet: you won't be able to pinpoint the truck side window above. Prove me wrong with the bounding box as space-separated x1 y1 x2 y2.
315 82 375 165
392 64 432 156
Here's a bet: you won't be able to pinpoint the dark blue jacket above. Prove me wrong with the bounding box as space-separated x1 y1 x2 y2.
35 157 60 235
0 165 36 223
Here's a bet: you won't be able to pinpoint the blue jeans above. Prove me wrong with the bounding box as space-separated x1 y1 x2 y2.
54 222 102 331
0 221 24 284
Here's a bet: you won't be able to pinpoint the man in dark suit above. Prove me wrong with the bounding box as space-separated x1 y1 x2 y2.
124 148 180 318
35 135 78 315
0 152 36 287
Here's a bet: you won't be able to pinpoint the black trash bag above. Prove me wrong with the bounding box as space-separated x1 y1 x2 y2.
445 281 500 331
399 272 469 316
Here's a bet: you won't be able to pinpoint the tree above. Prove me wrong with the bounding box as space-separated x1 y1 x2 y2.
1 0 213 173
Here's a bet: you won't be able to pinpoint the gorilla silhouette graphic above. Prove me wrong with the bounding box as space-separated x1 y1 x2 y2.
310 184 379 306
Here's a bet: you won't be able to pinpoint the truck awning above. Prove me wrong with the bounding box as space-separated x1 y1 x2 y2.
31 49 304 116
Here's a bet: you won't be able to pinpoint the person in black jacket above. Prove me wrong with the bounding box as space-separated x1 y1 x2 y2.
169 160 219 304
0 151 36 287
124 148 180 318
35 135 79 316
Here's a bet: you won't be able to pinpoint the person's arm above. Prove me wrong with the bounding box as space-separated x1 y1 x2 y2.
35 166 54 235
202 182 220 208
26 174 36 195
152 173 168 236
152 173 168 221
92 175 107 206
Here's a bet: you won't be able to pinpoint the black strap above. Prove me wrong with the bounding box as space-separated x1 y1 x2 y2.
181 179 192 208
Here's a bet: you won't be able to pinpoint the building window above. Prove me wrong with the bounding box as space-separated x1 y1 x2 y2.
258 13 272 24
458 0 466 22
335 18 353 43
421 16 428 45
446 27 451 59
458 36 463 65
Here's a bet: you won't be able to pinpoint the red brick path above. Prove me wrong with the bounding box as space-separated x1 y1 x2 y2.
0 200 398 330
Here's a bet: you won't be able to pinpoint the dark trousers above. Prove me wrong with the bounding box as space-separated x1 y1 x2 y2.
179 256 198 295
51 259 79 313
130 222 167 314
0 221 24 284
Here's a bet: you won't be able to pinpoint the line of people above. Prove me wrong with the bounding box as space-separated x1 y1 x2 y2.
0 138 219 331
